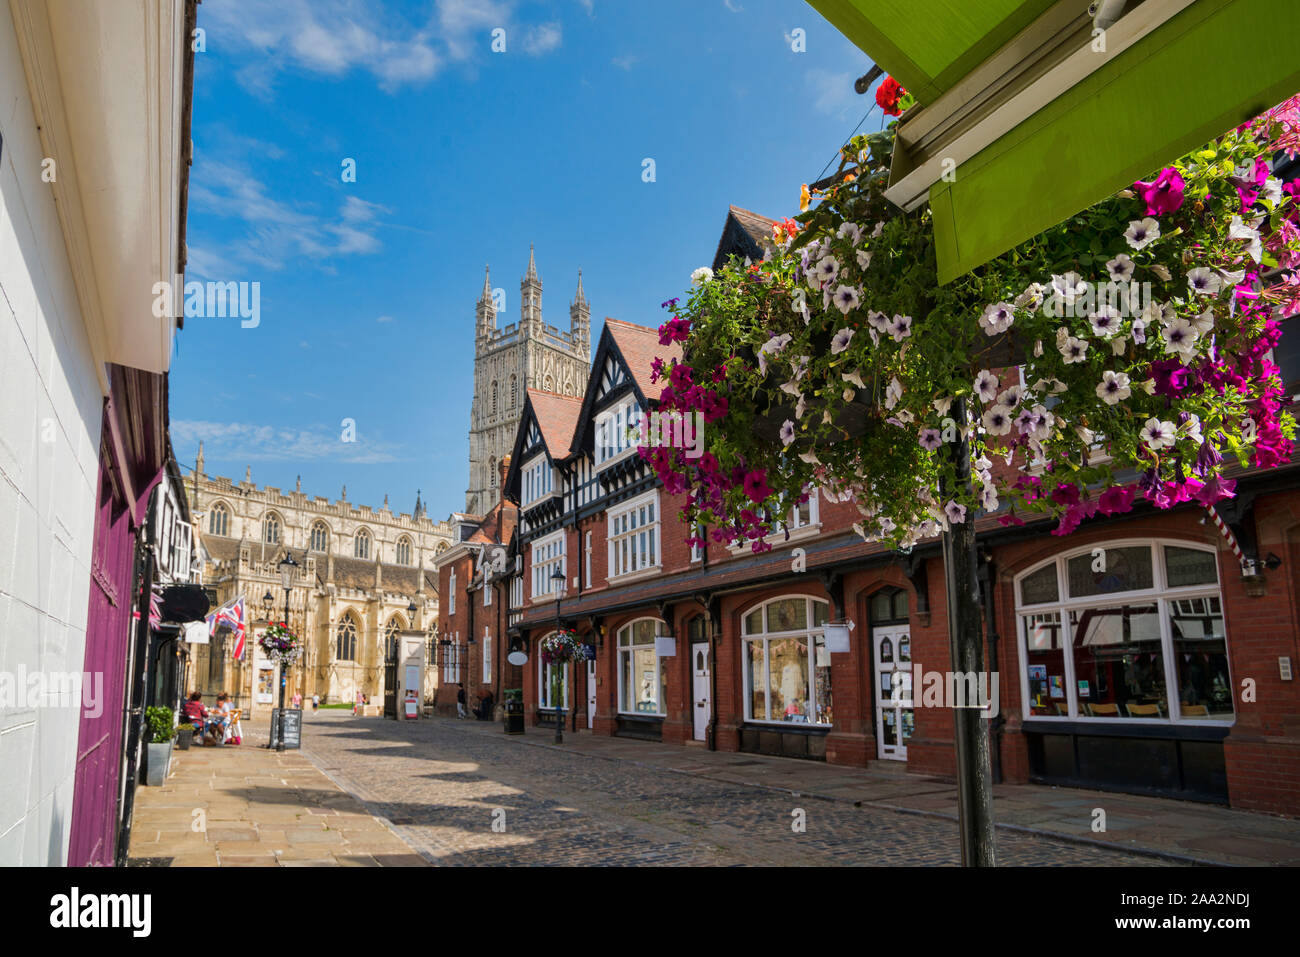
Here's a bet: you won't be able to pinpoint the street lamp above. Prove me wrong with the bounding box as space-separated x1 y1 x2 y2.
550 567 566 744
275 553 298 751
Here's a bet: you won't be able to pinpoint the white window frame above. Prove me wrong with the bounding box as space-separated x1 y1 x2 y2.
607 490 661 582
740 596 832 727
1014 538 1233 726
522 453 555 507
616 618 669 717
595 397 643 468
443 638 461 684
728 490 821 553
531 530 566 600
538 643 570 711
584 530 593 587
689 523 705 564
448 568 456 615
483 580 492 607
483 626 492 681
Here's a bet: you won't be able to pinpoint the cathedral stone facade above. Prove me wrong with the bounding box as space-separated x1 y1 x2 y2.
466 246 591 515
185 449 455 709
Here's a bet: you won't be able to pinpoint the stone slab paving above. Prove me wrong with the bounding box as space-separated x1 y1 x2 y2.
126 731 428 867
291 712 1175 866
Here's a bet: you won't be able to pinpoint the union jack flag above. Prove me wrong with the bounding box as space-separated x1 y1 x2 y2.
212 596 247 660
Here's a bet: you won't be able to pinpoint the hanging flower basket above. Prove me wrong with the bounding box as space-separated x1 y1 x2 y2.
539 629 585 665
258 622 301 666
643 88 1300 551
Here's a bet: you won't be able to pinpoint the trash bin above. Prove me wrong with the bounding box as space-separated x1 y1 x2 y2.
504 697 525 735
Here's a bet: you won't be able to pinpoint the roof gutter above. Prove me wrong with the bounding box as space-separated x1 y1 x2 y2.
885 0 1190 211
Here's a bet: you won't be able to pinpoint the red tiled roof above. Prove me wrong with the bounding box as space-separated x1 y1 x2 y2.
605 317 682 404
527 389 584 457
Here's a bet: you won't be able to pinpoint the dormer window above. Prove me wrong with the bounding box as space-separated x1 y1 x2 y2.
595 397 642 466
522 454 555 507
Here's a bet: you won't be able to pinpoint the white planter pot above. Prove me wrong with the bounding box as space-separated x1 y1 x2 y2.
145 741 173 786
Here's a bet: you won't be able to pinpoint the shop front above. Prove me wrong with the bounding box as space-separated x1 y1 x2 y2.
1010 537 1235 803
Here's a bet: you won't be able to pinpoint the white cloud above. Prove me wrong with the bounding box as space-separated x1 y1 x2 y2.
611 54 638 71
376 315 395 323
724 0 744 11
173 419 401 464
200 0 551 94
806 68 856 116
187 159 389 273
523 22 563 56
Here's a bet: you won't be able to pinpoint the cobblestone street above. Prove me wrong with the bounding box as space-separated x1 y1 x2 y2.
295 712 1168 867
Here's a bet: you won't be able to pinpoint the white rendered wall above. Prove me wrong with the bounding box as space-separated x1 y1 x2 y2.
0 0 105 866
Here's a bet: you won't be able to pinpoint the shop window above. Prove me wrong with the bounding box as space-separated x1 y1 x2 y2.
617 618 669 715
739 596 832 726
538 635 569 711
1015 540 1231 724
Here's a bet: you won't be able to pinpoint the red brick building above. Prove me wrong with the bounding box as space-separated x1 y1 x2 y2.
433 460 518 718
497 210 1300 817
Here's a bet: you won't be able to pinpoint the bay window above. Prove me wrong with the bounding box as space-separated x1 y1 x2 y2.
617 619 670 715
741 596 833 725
1016 540 1233 723
522 454 554 506
531 531 565 599
608 491 660 579
595 398 643 466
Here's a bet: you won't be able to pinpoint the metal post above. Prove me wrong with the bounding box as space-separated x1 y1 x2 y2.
940 397 996 866
276 587 289 751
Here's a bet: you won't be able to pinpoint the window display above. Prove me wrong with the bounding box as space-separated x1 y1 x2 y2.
741 596 833 725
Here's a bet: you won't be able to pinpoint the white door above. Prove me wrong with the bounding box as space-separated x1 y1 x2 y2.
586 659 597 730
692 642 711 741
874 626 914 760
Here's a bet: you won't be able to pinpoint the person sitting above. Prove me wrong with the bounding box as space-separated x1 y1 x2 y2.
474 692 494 721
182 692 206 741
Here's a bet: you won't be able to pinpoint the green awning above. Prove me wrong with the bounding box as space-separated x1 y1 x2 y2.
808 0 1056 104
809 0 1300 283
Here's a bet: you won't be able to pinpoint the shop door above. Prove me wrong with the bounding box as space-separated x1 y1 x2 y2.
692 642 711 741
874 626 913 761
586 659 597 730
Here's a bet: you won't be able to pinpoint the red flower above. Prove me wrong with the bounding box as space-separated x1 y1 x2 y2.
876 76 907 117
742 470 772 504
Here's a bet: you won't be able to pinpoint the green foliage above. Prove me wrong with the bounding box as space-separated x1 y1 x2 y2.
146 705 175 744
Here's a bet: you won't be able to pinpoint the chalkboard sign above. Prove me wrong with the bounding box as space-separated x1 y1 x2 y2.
270 708 303 749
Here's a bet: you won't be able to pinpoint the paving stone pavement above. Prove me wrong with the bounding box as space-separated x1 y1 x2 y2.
126 731 427 867
293 711 1174 866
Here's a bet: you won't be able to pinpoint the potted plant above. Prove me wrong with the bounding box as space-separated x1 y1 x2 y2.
144 705 176 786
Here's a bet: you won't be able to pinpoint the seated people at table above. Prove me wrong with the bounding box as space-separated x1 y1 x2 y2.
183 692 206 733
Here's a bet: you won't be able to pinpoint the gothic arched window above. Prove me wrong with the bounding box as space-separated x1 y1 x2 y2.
385 616 403 659
263 512 281 545
310 521 330 553
492 381 499 416
336 614 358 661
354 528 372 559
396 536 412 566
208 502 230 537
510 374 518 408
489 457 497 489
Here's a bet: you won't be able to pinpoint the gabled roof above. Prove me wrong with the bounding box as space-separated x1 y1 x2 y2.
569 318 681 456
711 205 776 271
503 389 584 501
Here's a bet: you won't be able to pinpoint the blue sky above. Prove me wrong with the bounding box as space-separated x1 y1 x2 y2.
170 0 878 520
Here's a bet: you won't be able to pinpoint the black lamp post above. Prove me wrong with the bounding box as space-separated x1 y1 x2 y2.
275 553 298 751
550 567 566 744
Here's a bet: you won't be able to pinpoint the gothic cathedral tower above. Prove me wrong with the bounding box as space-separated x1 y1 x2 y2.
466 247 591 514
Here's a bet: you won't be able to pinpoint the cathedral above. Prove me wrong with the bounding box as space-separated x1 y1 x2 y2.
466 246 592 515
185 451 455 710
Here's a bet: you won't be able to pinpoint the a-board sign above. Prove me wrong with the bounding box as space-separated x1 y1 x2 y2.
270 708 303 748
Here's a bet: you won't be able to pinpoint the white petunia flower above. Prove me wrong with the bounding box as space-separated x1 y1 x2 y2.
1050 272 1088 306
1139 417 1176 451
1162 318 1199 359
933 396 953 417
981 405 1014 436
837 221 863 245
1188 307 1215 336
856 248 872 270
918 428 942 451
1015 283 1046 312
842 369 866 389
888 314 913 341
1096 370 1131 405
979 302 1015 336
1059 335 1089 364
1150 263 1172 282
1186 267 1221 296
812 255 840 289
884 377 903 410
973 369 999 403
944 500 967 525
833 284 862 315
1089 305 1122 338
1228 215 1263 264
997 385 1024 408
779 419 796 446
1106 254 1136 282
830 326 855 354
1125 217 1161 250
980 485 999 512
690 267 714 285
798 450 821 465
